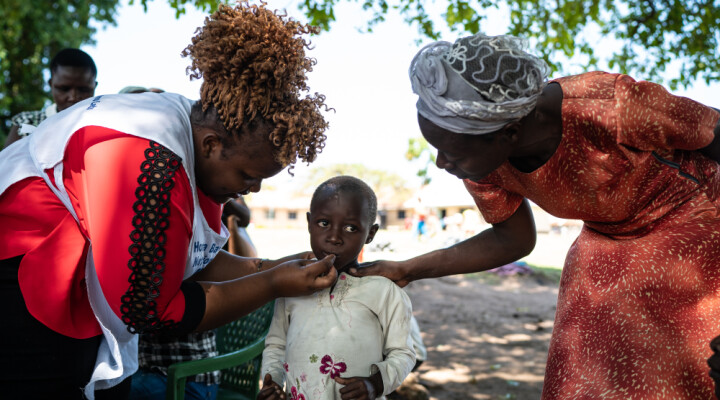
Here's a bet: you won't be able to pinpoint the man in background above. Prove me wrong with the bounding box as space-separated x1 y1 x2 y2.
3 48 97 148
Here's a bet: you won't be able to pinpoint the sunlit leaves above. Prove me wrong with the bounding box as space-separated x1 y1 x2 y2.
0 0 224 144
405 137 436 186
296 0 719 90
304 163 413 204
0 0 118 140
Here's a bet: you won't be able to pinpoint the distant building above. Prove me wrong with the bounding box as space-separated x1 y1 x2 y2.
245 177 580 233
245 191 309 229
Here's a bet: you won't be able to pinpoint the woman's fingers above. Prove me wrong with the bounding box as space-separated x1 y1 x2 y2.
306 254 338 288
348 260 409 287
270 255 337 297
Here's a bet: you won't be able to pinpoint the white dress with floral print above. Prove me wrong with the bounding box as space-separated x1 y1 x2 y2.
261 273 416 400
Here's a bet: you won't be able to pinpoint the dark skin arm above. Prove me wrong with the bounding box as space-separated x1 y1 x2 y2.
349 200 536 286
699 107 720 163
226 215 258 257
335 373 383 400
223 197 258 257
194 252 336 332
190 250 315 282
224 197 251 228
3 125 21 149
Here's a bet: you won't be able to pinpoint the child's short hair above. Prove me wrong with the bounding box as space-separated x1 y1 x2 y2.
50 48 97 77
310 176 377 224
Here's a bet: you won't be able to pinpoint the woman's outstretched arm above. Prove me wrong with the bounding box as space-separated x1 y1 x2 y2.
349 199 537 287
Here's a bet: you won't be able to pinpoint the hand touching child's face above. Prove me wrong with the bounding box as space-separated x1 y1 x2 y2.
307 191 378 271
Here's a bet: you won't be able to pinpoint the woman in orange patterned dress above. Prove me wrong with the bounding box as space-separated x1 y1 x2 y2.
351 33 720 399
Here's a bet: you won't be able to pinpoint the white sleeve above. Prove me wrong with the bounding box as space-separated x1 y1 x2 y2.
371 285 416 396
261 298 289 387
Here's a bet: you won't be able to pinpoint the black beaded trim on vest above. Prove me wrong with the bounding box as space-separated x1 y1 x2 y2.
121 141 183 334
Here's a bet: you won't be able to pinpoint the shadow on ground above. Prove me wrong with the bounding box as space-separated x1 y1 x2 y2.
404 274 559 400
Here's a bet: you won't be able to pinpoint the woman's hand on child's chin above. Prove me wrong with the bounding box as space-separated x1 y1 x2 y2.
348 260 411 287
258 373 286 400
269 254 338 297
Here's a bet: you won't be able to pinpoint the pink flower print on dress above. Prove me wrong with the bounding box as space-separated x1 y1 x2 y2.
300 372 307 382
284 362 289 372
340 275 346 280
290 386 305 400
319 355 347 379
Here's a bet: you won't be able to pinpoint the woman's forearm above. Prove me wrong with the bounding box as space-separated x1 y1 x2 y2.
194 255 337 331
195 270 276 331
190 250 260 282
402 199 537 281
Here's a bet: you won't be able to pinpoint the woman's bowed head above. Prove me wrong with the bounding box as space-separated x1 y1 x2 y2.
181 2 341 333
183 1 331 204
410 34 550 135
409 34 565 183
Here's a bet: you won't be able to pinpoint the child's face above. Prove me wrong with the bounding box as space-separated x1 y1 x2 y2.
307 191 378 271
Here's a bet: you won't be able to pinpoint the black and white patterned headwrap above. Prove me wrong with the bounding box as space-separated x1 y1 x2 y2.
409 34 550 135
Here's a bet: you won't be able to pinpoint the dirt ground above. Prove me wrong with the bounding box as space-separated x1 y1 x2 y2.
252 228 574 400
403 273 559 400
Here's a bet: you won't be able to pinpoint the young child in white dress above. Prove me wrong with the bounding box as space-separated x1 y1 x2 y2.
259 176 416 400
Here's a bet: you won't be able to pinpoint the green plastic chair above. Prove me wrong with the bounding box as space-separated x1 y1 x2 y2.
166 301 276 400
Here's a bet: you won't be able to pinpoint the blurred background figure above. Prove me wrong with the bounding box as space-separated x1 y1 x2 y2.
4 48 97 149
119 86 165 94
223 196 258 258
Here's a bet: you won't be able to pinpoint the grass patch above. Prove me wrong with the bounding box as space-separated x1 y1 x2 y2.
464 263 563 286
465 271 504 285
529 264 563 284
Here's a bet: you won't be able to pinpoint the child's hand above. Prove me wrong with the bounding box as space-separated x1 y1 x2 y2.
270 254 337 297
257 373 286 400
334 374 382 400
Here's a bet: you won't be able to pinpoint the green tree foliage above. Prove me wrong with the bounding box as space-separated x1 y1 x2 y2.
0 0 115 142
405 136 435 186
0 0 220 144
304 163 413 206
298 0 720 89
4 0 716 145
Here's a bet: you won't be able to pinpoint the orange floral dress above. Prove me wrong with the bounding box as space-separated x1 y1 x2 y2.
464 71 720 399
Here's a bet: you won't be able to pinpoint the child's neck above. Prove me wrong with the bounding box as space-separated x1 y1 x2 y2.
331 259 359 293
336 259 359 275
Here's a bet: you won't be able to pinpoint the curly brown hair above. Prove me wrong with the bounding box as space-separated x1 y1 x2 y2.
182 1 329 167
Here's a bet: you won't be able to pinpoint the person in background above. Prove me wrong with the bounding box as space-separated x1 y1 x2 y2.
224 196 258 258
119 86 165 94
4 48 97 148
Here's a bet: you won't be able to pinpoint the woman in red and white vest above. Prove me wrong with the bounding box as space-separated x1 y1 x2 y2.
0 4 336 399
